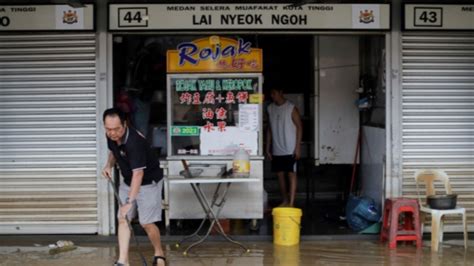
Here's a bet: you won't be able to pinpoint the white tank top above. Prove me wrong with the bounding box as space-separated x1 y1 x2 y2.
267 100 297 156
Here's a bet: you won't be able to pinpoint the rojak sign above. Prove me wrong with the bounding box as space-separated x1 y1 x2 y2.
167 36 262 73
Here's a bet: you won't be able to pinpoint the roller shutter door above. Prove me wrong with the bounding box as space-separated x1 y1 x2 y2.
401 32 474 232
0 33 98 234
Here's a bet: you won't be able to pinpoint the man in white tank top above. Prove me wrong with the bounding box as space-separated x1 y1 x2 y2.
266 88 303 207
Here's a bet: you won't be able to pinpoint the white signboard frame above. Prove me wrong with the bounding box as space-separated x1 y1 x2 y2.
0 4 95 31
109 3 390 31
404 4 474 30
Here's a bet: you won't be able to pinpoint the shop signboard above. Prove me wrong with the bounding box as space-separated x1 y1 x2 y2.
109 3 390 31
404 4 474 30
167 36 262 73
0 4 95 31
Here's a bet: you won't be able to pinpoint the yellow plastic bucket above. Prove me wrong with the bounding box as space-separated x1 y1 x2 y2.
272 207 303 246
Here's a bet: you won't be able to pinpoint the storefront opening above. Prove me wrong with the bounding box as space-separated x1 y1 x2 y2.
112 33 386 236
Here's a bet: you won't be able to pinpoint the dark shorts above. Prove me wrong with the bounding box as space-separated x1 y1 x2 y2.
271 155 297 173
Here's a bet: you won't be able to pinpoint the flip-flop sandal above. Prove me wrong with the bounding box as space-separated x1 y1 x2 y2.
113 262 129 266
152 256 166 266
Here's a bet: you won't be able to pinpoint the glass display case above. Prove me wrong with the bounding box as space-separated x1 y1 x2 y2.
167 73 263 158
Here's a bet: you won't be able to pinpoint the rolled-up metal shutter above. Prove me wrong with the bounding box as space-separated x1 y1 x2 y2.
0 33 98 234
401 32 474 232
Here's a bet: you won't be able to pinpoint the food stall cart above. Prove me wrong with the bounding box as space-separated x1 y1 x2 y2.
164 36 264 236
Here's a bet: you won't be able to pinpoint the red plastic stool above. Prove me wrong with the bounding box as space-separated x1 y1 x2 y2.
380 198 422 248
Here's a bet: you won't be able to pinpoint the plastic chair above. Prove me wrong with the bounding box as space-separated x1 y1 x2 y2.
414 169 468 251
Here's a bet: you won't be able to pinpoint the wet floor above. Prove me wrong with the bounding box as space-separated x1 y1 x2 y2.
0 239 472 266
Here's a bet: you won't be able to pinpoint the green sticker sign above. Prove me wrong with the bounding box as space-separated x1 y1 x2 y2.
171 126 200 136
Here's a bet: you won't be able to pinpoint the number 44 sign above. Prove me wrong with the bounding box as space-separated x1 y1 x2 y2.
118 7 148 28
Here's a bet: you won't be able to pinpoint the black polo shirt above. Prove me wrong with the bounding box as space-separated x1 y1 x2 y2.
107 127 163 186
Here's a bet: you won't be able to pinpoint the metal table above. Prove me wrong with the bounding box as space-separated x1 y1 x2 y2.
167 176 259 255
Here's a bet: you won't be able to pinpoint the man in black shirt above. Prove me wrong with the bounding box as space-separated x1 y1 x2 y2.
102 108 165 266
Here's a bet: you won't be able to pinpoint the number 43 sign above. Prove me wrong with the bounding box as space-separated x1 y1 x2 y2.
118 8 148 28
414 7 442 27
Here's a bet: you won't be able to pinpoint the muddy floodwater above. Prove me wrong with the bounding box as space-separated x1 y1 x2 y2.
0 240 472 265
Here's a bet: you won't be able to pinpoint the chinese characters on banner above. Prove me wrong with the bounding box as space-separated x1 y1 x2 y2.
175 77 255 132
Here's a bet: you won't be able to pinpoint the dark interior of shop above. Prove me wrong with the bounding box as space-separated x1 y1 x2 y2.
112 34 385 236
